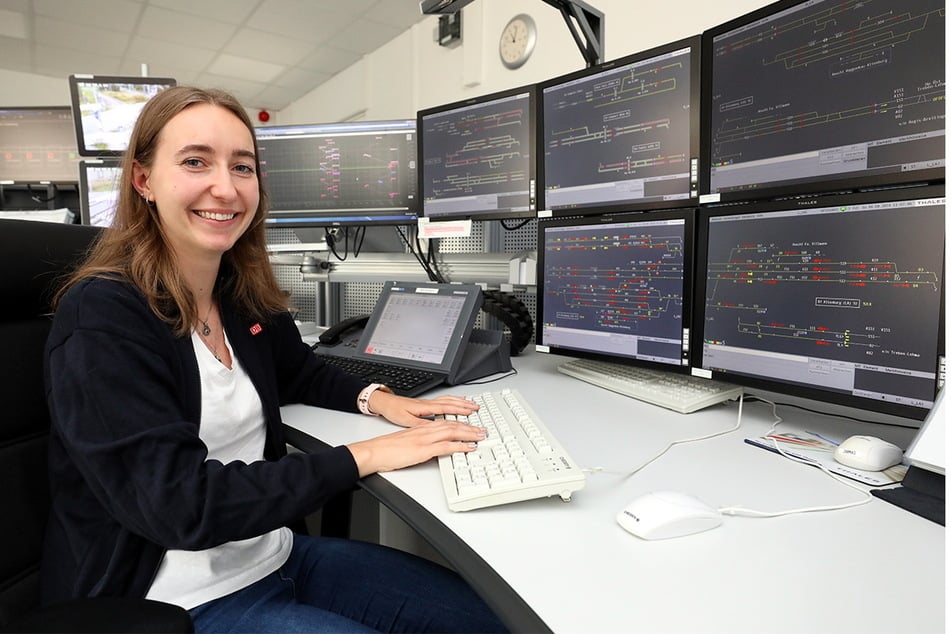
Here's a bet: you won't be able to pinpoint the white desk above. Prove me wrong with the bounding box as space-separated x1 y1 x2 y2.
282 351 945 634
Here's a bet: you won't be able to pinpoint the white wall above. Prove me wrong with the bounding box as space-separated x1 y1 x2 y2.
0 68 71 106
279 0 765 124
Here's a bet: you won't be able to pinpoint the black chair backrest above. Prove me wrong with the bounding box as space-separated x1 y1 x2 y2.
0 220 102 625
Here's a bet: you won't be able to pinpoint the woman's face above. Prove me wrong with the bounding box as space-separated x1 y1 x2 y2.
134 103 259 263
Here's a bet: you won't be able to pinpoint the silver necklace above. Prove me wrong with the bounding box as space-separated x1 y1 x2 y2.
199 303 214 337
199 306 221 362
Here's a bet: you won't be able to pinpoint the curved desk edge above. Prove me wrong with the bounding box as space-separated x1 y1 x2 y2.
282 424 551 634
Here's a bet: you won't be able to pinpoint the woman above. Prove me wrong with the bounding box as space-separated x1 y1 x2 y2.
43 86 505 633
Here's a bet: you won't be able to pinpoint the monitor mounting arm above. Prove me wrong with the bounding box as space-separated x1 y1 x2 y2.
420 0 604 66
540 0 604 67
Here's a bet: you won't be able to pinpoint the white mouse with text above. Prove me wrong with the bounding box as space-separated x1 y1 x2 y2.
833 435 903 471
617 491 723 540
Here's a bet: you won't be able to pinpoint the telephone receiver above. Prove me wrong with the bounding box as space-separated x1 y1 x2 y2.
317 314 370 345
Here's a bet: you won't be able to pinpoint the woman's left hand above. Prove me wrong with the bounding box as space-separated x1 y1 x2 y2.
368 390 479 428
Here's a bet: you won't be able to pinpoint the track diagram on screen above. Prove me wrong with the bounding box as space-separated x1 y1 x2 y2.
545 231 684 333
704 240 940 359
424 108 528 198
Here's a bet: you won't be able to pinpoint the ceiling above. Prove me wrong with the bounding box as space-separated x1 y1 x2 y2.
0 0 433 112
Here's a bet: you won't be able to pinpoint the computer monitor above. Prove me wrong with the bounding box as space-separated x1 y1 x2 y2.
255 119 418 227
536 207 696 371
701 0 945 202
538 36 701 215
0 106 80 182
694 186 945 420
77 159 121 227
418 85 536 221
68 74 176 157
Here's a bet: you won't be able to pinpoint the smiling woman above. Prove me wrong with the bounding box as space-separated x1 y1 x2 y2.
42 85 506 634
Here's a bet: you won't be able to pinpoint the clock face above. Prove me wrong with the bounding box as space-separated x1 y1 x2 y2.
500 14 536 69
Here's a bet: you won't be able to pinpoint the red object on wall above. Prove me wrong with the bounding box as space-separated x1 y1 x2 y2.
258 110 271 123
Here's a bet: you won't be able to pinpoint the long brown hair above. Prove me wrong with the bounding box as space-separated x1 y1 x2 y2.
56 86 288 336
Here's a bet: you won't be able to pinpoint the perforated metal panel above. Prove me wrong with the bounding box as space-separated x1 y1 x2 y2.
268 227 320 323
501 219 538 347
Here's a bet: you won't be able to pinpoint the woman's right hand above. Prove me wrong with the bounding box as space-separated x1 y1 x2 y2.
346 420 486 477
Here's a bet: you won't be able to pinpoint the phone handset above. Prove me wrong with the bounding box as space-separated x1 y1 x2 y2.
318 314 370 345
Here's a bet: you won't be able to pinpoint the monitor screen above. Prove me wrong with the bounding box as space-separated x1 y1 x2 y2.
68 74 176 157
536 207 696 371
418 85 536 220
694 187 945 420
0 106 80 182
538 36 701 215
701 0 945 202
256 119 418 227
77 159 121 227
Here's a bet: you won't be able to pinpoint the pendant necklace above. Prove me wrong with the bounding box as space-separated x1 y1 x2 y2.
199 306 221 362
200 304 213 337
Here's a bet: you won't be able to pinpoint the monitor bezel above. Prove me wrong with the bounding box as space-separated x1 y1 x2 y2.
0 105 80 184
536 35 702 217
691 185 946 421
256 119 420 228
77 158 121 227
698 0 946 204
535 206 698 374
417 84 537 222
68 74 177 158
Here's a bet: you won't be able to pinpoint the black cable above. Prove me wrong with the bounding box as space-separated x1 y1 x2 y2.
353 226 367 258
421 234 446 283
461 367 519 386
744 395 918 429
396 225 438 281
325 227 348 261
499 217 533 231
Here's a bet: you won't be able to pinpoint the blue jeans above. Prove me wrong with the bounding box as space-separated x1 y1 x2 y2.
189 534 507 633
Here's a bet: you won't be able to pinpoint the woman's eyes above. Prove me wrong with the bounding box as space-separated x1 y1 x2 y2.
181 158 255 175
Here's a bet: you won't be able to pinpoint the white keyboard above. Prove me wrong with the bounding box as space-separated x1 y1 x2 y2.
436 388 585 512
557 358 743 414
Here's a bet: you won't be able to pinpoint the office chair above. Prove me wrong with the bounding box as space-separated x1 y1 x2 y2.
0 219 193 633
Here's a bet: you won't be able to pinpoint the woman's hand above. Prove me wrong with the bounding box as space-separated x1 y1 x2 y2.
346 420 486 477
368 389 479 428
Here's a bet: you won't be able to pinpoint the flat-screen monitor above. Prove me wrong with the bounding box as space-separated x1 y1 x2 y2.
694 186 945 420
418 85 536 220
68 74 176 157
256 119 418 227
538 36 701 215
536 207 696 371
78 159 121 227
701 0 945 202
0 106 80 182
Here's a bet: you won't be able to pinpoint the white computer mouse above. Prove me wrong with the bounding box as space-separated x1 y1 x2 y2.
833 435 903 471
616 490 723 540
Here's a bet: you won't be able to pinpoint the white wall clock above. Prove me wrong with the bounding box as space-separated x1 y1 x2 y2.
499 14 537 70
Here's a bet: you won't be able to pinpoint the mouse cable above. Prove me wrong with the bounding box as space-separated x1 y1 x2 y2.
616 393 747 479
716 398 872 518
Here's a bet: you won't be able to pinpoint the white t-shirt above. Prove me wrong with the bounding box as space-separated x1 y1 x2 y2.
145 329 293 609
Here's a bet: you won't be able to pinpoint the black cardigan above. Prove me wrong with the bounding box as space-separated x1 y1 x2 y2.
42 276 367 604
